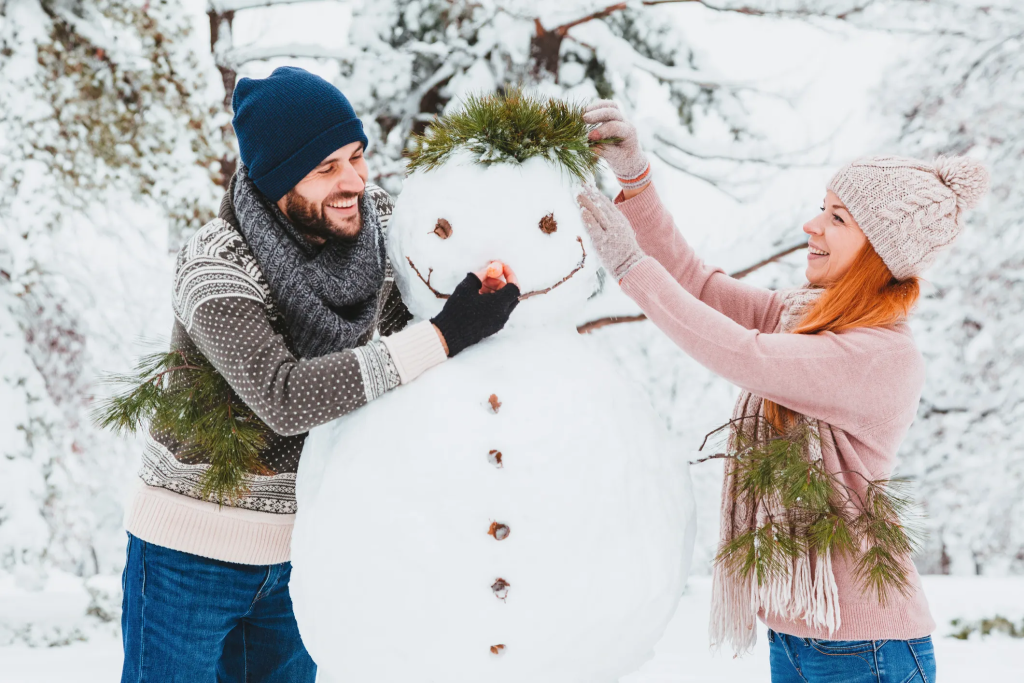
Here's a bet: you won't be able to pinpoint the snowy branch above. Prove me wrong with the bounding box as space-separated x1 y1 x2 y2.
728 241 807 279
208 0 318 11
576 314 648 334
218 43 358 69
653 131 830 170
649 150 747 203
550 0 768 36
953 31 1024 95
545 0 880 37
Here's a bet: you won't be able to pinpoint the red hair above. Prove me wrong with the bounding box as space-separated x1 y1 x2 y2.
764 242 921 432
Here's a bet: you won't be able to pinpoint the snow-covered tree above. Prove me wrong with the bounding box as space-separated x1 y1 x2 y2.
863 0 1024 575
209 0 817 195
0 0 225 642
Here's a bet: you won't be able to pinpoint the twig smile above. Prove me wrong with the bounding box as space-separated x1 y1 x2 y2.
406 236 587 302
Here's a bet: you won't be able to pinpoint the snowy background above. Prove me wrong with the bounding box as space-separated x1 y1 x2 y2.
1 0 1022 679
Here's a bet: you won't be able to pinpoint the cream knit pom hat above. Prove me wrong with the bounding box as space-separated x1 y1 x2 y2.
827 155 990 280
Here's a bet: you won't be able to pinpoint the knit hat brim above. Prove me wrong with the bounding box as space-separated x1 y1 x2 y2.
826 168 922 281
251 118 370 202
826 156 974 281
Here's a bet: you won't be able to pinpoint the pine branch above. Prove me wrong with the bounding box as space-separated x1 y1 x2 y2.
93 344 274 503
702 418 926 604
406 87 604 181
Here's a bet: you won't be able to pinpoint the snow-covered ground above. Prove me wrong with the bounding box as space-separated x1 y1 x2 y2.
3 575 1022 682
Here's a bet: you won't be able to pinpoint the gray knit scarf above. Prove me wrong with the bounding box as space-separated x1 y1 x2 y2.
709 287 842 654
232 165 385 359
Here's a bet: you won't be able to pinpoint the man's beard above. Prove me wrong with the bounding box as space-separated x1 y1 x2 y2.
282 190 362 244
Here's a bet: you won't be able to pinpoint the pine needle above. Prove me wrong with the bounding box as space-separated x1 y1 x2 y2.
703 418 926 605
93 344 274 503
405 86 614 181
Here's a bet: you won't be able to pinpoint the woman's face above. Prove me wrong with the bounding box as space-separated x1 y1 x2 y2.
803 190 868 286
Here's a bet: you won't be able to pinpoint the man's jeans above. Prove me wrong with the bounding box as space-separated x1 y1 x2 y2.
120 533 316 683
769 629 936 683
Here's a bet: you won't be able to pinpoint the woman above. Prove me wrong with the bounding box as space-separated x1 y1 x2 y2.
579 101 989 682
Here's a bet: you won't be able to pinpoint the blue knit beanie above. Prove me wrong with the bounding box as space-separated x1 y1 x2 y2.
231 67 369 202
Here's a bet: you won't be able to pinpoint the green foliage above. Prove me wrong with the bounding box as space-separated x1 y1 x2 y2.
93 347 272 503
949 616 1024 640
706 419 924 605
405 87 615 181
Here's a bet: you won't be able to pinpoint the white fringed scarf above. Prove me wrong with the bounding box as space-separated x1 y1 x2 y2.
709 287 842 654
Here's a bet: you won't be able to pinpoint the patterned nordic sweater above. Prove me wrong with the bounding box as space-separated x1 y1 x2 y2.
124 182 448 564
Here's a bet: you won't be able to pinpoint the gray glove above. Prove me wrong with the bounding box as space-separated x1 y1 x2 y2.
584 100 651 191
577 185 646 281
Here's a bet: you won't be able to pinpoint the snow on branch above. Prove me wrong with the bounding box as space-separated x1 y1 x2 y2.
218 43 359 68
545 0 877 37
630 53 746 89
652 129 832 170
549 1 766 37
208 0 317 11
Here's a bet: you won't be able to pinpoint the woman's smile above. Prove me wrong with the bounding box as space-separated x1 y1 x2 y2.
808 242 830 261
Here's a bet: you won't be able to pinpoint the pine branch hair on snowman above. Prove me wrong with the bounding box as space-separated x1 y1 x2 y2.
405 86 619 182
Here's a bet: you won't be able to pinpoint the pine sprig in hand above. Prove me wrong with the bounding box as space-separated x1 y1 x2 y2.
702 419 924 605
406 86 619 181
93 347 273 503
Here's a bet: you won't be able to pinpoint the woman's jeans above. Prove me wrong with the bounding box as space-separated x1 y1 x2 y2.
769 629 936 683
120 532 316 683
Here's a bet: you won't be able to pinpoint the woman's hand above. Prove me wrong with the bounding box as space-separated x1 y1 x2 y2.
577 186 646 281
584 100 651 192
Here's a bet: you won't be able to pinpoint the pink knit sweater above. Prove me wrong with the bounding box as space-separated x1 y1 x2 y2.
615 185 935 641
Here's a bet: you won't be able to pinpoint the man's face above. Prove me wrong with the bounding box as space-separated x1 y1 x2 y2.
277 140 369 244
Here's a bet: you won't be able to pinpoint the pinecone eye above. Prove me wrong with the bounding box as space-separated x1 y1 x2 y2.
432 218 452 239
539 213 557 234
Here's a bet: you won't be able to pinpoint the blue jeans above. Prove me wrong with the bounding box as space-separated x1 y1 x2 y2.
120 533 316 683
769 629 936 683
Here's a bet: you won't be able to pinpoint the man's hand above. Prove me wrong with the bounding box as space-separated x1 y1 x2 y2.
577 185 646 281
430 264 521 357
477 261 518 294
585 100 651 192
431 324 450 356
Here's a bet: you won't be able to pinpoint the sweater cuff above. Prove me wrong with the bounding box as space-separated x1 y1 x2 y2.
381 320 448 384
618 256 670 301
615 182 667 225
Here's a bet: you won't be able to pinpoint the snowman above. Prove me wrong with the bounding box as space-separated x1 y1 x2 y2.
291 92 696 683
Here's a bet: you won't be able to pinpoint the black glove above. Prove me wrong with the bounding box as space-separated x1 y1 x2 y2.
430 273 521 357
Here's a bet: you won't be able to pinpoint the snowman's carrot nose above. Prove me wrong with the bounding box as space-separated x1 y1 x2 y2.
474 261 519 294
485 261 504 280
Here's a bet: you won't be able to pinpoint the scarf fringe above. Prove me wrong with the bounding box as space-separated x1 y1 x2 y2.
811 550 842 634
709 562 757 654
710 549 842 655
709 286 843 655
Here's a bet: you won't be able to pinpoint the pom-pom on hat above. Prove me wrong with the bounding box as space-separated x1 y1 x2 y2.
827 155 990 280
231 66 369 202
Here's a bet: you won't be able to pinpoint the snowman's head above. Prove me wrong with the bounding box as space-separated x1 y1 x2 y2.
388 91 604 329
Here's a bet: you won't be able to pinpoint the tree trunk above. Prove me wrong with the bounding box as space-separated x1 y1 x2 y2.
208 8 238 187
529 19 562 80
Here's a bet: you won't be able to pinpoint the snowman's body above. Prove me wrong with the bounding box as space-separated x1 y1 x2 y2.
291 155 696 683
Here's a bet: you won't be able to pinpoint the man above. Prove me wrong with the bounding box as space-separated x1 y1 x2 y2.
120 67 520 682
